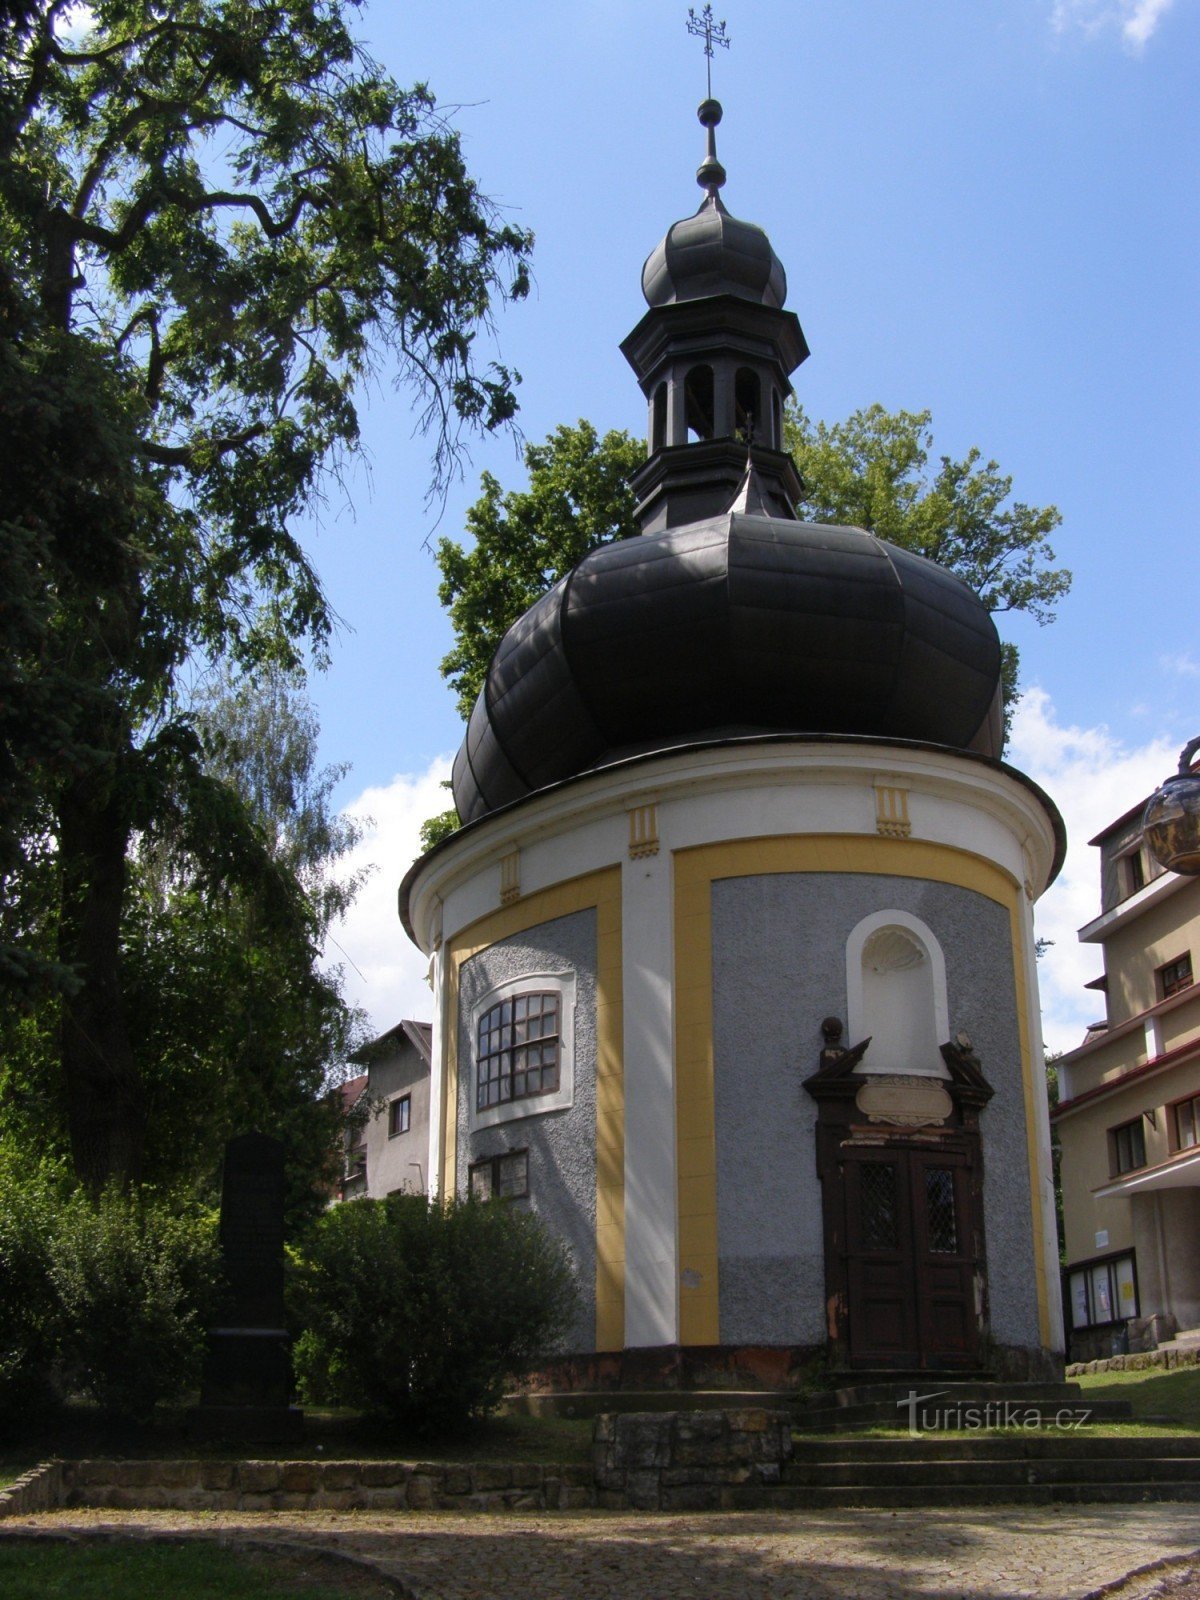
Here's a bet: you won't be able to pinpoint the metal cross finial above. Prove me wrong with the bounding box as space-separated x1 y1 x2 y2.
687 5 730 98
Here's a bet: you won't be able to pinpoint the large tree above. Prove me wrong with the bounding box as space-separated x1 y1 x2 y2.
1 664 370 1222
436 420 644 720
0 0 532 1188
785 403 1070 723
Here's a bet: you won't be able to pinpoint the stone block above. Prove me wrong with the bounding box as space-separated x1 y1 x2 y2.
661 1483 721 1512
316 1489 365 1511
625 1470 661 1511
236 1462 281 1494
364 1489 406 1510
318 1462 359 1491
611 1416 670 1470
237 1491 277 1511
558 1464 593 1488
510 1491 544 1510
406 1476 436 1509
558 1485 593 1510
510 1464 543 1489
279 1462 318 1494
593 1413 615 1444
358 1462 409 1489
471 1464 512 1491
201 1462 236 1491
273 1492 314 1511
723 1408 770 1433
442 1468 472 1496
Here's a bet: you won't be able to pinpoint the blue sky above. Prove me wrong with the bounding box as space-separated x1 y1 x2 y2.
303 0 1199 1054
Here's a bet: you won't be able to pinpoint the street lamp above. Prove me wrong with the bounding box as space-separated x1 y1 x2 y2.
1143 736 1200 876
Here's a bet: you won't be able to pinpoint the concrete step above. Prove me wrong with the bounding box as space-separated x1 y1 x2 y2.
792 1433 1200 1461
782 1455 1200 1487
805 1379 1079 1409
794 1397 1132 1430
723 1480 1200 1509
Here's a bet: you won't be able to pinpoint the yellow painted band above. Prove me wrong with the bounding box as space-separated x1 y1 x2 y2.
672 834 1048 1350
443 868 624 1352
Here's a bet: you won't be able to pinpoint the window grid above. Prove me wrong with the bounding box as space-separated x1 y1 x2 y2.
925 1167 959 1254
1069 1254 1138 1330
1159 953 1193 1001
476 992 561 1113
1175 1095 1200 1151
859 1163 899 1252
1112 1117 1147 1176
468 1148 529 1202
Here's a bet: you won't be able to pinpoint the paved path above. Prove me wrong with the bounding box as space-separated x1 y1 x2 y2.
5 1503 1200 1599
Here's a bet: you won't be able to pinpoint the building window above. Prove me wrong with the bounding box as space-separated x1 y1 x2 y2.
1068 1254 1138 1330
1111 1116 1147 1175
1158 953 1193 1001
734 367 761 441
1121 847 1146 899
388 1094 411 1138
476 991 560 1113
468 1148 529 1202
1174 1095 1200 1151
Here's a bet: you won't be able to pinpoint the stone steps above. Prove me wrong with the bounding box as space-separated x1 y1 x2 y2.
793 1378 1131 1431
768 1433 1200 1507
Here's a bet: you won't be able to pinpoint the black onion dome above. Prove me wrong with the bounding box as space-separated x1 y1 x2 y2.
641 194 787 309
451 514 1005 825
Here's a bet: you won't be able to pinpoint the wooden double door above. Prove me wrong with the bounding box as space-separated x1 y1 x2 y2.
841 1145 980 1369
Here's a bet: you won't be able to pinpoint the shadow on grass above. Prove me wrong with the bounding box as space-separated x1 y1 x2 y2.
0 1399 592 1481
1077 1365 1200 1427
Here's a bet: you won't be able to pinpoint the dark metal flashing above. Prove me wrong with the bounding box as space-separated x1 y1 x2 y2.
399 731 1067 944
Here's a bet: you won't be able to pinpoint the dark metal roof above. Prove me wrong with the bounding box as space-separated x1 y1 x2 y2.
451 510 1004 826
642 193 786 309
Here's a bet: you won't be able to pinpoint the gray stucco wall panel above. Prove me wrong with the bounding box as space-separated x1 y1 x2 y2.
456 909 597 1353
711 872 1040 1353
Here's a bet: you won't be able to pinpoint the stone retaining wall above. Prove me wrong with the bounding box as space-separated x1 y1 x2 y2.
593 1408 793 1511
1067 1346 1200 1378
0 1462 63 1517
0 1409 797 1518
56 1458 595 1513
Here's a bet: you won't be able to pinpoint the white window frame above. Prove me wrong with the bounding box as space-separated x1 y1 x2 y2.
468 971 576 1133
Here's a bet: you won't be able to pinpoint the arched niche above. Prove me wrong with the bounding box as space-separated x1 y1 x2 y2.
845 910 950 1078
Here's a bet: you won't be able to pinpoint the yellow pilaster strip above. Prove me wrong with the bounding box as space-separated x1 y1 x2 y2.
444 868 624 1352
672 833 1048 1349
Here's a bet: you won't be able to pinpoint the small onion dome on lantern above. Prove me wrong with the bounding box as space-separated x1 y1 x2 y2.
1143 736 1200 875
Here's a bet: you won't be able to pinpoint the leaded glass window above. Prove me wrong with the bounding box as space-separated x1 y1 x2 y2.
925 1167 959 1253
859 1163 899 1251
476 991 561 1112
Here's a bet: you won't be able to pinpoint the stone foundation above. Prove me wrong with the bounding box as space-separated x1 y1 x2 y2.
524 1344 824 1394
592 1408 793 1511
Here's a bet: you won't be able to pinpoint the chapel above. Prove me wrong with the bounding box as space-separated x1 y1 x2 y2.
399 96 1067 1385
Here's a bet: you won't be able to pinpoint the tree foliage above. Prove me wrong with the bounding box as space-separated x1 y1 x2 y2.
436 421 643 720
291 1192 579 1430
1 666 370 1220
785 403 1070 717
1 0 531 1188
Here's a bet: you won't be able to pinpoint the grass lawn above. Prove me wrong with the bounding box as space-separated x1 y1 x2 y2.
0 1401 592 1471
1075 1364 1200 1427
0 1541 397 1599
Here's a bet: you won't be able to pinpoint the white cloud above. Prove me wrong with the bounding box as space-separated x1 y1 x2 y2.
1160 651 1200 679
1008 688 1179 1055
1050 0 1176 50
323 756 454 1044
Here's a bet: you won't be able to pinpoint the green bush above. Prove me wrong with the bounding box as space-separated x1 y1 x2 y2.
0 1157 61 1418
51 1189 220 1419
292 1194 578 1429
